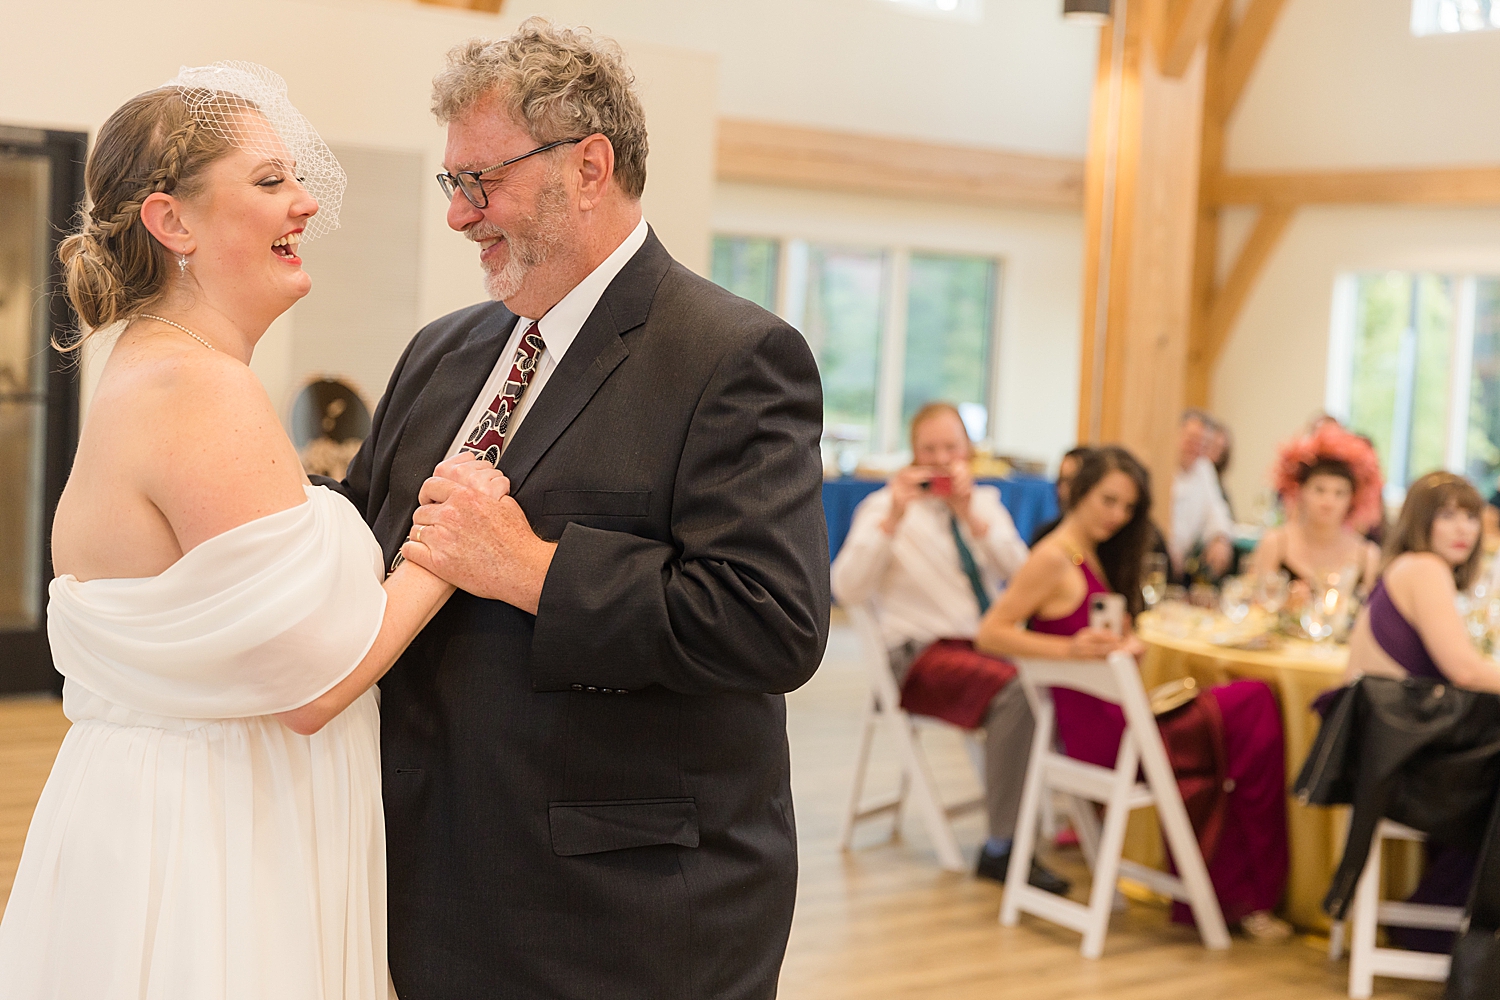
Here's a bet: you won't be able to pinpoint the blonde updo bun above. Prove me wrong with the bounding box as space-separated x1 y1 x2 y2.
57 87 239 348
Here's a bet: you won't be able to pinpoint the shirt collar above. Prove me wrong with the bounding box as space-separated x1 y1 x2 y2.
527 216 649 359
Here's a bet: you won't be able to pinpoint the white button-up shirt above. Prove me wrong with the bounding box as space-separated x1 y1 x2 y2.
831 485 1029 650
1171 456 1234 563
446 217 650 460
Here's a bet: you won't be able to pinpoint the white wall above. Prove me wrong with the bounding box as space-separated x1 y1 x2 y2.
538 0 1098 157
3 0 717 415
1213 0 1500 512
714 182 1084 465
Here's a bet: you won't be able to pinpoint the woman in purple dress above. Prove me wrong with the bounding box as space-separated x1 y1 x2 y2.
1343 472 1500 949
976 446 1292 942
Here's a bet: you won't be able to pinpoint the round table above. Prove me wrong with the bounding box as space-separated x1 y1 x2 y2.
1131 611 1352 931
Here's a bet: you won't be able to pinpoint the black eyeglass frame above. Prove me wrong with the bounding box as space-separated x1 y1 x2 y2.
436 138 583 209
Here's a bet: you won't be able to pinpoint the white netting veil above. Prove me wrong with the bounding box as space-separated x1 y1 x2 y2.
162 61 346 241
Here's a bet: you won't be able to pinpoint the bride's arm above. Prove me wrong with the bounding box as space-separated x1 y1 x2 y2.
276 563 455 735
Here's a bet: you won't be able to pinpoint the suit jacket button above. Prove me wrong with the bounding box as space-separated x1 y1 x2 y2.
586 686 599 693
571 684 583 692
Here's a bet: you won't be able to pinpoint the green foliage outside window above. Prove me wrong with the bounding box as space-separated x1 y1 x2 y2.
710 235 779 311
901 254 995 435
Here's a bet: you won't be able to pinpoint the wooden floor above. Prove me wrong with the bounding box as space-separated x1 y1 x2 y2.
0 627 1441 999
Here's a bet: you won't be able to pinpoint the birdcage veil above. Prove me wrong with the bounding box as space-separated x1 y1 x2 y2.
162 61 346 241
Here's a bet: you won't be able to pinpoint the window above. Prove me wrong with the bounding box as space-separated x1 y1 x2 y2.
903 253 996 439
710 235 778 311
1328 272 1500 498
710 235 1001 463
1412 0 1500 35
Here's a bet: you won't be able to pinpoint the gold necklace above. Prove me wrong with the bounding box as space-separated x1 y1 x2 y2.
140 313 216 352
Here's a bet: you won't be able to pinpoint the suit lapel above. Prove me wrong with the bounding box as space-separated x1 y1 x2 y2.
386 305 518 524
499 231 674 494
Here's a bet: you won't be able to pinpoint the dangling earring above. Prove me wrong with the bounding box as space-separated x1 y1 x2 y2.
177 253 190 275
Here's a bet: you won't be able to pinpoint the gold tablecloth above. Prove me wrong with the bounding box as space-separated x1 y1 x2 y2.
1124 612 1420 931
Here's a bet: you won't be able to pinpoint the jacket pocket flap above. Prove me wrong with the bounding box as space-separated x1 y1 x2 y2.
540 489 651 517
548 798 699 857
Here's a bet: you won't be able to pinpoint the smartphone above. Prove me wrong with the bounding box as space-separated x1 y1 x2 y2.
1088 593 1126 637
926 475 953 497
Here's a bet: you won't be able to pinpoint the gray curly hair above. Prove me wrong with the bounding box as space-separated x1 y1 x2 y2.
432 17 649 199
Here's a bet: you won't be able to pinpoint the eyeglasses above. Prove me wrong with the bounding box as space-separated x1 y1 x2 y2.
436 138 583 209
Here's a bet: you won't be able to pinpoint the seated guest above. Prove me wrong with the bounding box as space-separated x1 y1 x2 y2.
1344 471 1500 949
1251 423 1382 598
1173 410 1235 582
832 402 1068 893
1031 446 1092 545
976 446 1292 941
1205 419 1234 517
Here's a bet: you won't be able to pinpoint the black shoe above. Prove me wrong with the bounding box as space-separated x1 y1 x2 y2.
975 847 1072 896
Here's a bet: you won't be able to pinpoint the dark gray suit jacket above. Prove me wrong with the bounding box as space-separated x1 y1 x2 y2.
329 231 830 1000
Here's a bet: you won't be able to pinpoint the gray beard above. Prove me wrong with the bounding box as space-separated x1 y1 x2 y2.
474 175 569 303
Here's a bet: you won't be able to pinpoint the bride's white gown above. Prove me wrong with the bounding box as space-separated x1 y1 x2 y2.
0 486 391 999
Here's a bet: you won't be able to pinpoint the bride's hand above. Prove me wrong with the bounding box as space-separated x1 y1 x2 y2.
419 457 511 505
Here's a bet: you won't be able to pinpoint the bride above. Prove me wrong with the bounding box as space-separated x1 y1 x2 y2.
0 64 482 998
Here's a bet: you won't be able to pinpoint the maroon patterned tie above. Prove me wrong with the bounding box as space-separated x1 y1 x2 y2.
391 323 545 573
459 322 546 465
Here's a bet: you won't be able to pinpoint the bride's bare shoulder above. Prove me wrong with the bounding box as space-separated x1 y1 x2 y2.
88 337 308 550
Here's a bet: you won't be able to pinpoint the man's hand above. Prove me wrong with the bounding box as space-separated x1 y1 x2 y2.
420 457 511 505
402 474 556 615
881 465 932 535
1206 535 1234 577
944 460 989 538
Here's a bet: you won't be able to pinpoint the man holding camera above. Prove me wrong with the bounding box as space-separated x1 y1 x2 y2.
830 403 1069 892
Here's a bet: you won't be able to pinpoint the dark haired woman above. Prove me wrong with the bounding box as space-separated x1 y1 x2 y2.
977 446 1291 941
1251 424 1383 595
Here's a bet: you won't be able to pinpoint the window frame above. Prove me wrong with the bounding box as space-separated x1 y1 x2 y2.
712 232 1005 457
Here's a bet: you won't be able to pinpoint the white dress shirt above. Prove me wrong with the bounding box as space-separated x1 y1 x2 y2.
831 485 1029 650
446 217 650 460
1171 456 1234 562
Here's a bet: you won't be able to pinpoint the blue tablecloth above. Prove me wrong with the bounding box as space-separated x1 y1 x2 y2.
822 474 1059 562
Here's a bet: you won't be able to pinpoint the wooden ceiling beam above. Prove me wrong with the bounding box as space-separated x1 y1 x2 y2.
715 118 1085 211
1200 205 1294 369
1215 0 1289 119
1213 166 1500 206
1157 0 1230 78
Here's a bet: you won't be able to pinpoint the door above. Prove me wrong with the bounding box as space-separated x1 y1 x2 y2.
0 126 86 694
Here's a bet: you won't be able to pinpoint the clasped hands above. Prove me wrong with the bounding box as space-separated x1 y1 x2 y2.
399 457 557 615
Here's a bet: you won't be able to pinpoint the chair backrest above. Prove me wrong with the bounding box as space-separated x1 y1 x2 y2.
1012 651 1170 766
845 602 905 709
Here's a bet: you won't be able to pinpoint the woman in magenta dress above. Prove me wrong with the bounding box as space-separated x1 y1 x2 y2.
976 446 1292 942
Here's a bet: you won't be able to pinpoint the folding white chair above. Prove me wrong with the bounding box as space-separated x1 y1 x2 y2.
1336 819 1463 999
839 603 986 873
1000 651 1231 958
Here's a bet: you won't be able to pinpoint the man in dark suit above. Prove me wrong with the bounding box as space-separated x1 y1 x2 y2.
328 18 830 1000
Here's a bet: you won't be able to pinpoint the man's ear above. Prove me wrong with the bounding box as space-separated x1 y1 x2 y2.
574 133 616 211
139 192 195 256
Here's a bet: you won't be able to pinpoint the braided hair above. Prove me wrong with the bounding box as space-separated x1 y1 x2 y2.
56 87 244 345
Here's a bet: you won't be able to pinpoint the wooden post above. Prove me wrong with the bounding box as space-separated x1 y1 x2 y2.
1077 0 1211 520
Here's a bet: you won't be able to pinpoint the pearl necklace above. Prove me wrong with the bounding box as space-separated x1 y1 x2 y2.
140 313 216 352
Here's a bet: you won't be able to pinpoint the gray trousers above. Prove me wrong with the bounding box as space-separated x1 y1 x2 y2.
890 640 1035 840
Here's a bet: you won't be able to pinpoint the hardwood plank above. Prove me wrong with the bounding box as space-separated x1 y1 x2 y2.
715 118 1085 211
1214 166 1500 206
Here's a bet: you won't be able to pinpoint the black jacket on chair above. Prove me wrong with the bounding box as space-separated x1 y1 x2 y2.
1295 676 1500 917
323 231 831 1000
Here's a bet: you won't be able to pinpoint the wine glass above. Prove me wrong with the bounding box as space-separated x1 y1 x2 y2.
1219 575 1252 624
1255 570 1290 616
1141 553 1169 609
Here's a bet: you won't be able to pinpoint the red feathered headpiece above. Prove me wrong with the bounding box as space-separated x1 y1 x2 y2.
1272 423 1384 530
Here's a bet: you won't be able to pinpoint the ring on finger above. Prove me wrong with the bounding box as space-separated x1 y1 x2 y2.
414 524 424 544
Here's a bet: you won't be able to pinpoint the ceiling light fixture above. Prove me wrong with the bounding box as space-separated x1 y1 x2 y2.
1063 0 1111 23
